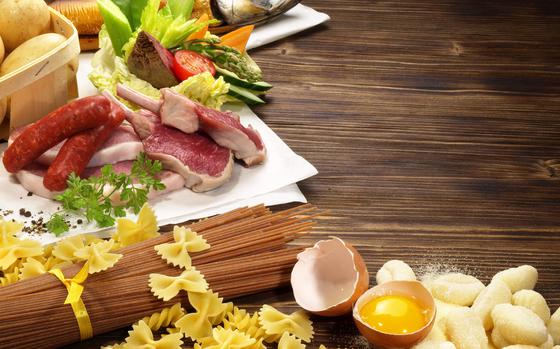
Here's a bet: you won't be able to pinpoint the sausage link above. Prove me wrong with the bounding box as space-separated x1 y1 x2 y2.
43 103 126 191
2 95 111 173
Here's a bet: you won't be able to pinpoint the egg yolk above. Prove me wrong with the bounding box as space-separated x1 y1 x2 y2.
359 295 429 334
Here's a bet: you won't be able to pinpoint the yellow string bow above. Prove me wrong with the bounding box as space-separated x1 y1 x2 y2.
49 261 93 340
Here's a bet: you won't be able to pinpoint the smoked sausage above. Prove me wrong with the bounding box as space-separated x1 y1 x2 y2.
43 103 126 191
2 95 112 173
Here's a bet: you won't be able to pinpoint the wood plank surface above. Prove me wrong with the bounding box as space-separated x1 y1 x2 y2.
69 0 560 348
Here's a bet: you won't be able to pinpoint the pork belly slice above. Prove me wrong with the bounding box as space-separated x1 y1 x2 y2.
125 109 234 192
9 124 143 168
116 84 266 166
15 161 185 200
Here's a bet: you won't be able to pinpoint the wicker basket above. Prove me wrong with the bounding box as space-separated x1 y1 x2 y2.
0 7 80 140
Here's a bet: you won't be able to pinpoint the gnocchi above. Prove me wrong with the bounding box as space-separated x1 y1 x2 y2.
500 337 553 349
491 327 512 349
425 320 448 342
472 280 512 330
375 260 416 285
541 335 554 349
413 340 457 349
549 307 560 345
491 266 538 293
444 308 488 349
431 273 485 306
491 304 548 346
512 290 550 323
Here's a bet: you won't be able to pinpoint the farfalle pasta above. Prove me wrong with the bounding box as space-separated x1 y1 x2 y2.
114 204 159 248
278 333 306 349
155 226 210 269
141 303 185 331
52 234 102 262
19 256 71 280
0 267 20 286
223 307 267 342
211 301 234 326
74 240 123 274
19 257 48 279
195 327 256 349
149 269 208 301
124 320 183 349
0 217 23 235
175 290 229 340
258 305 314 343
0 219 43 270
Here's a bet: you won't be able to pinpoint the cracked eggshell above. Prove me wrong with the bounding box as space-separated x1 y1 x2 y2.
291 237 369 316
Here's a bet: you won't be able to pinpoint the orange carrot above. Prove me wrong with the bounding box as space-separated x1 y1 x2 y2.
220 25 254 53
187 14 210 41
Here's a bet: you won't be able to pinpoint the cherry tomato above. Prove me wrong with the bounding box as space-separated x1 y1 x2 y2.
172 50 216 81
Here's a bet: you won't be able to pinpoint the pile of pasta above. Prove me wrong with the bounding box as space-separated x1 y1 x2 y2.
375 260 560 349
101 240 321 349
0 204 330 349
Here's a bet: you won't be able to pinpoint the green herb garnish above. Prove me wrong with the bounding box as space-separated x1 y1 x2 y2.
47 153 166 235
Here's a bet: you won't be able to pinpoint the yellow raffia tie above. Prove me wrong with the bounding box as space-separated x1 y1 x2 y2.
48 262 93 340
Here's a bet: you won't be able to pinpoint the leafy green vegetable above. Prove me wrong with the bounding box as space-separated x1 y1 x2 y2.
47 153 165 235
110 0 148 30
171 72 233 109
97 0 133 56
130 0 150 30
140 0 213 48
166 0 194 19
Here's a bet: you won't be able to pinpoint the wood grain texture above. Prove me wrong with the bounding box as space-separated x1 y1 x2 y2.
68 0 560 348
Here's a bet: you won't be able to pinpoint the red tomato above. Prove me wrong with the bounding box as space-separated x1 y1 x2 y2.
172 50 216 81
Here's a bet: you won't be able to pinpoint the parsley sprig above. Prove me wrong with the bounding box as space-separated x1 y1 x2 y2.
47 153 166 235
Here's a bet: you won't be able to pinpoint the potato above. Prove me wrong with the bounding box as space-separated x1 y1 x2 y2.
0 34 4 64
0 0 51 52
0 33 66 76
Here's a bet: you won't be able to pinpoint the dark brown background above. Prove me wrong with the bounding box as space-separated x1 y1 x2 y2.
73 0 560 347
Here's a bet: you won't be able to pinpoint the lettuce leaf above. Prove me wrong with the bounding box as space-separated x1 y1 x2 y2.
172 73 232 110
97 0 132 56
89 27 232 109
140 0 209 48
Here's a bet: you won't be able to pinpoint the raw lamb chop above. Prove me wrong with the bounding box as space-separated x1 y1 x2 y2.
116 84 266 166
15 161 185 200
124 108 234 192
9 124 143 168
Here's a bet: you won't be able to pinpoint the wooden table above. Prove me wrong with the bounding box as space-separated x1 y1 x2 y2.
72 0 560 347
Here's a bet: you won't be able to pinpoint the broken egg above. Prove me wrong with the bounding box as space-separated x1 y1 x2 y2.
290 237 369 316
353 280 436 348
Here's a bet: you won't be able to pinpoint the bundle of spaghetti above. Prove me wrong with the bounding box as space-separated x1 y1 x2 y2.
0 204 320 349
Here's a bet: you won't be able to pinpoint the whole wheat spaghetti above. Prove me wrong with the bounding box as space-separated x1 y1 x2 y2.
0 204 320 349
